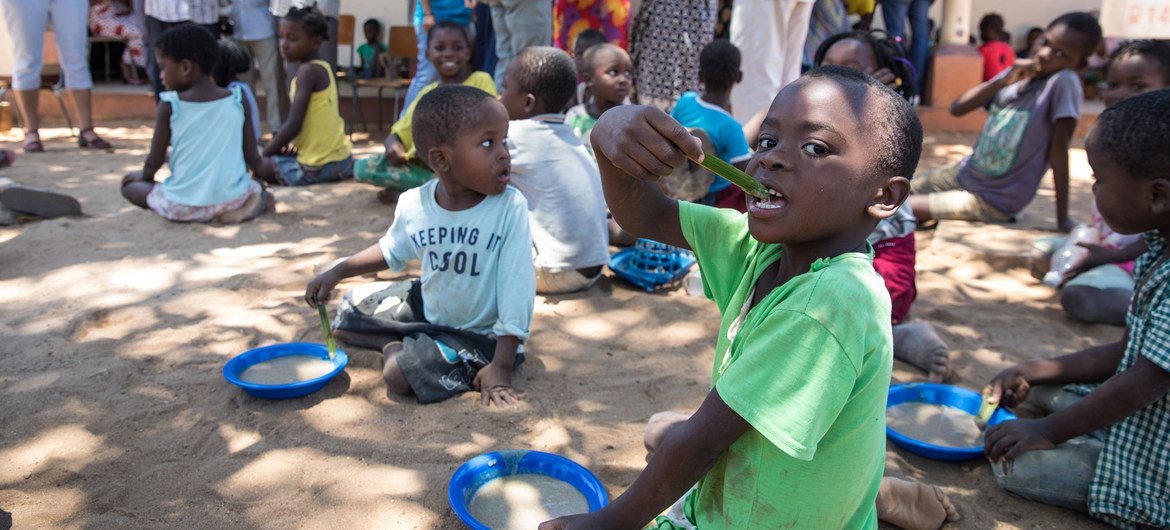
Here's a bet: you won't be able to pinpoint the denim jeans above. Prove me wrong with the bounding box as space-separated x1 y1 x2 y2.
881 0 930 95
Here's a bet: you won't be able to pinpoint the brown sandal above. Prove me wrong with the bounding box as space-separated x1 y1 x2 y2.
78 128 113 150
22 133 44 153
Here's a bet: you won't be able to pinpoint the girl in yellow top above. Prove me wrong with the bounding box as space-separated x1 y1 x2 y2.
258 6 353 187
354 20 495 201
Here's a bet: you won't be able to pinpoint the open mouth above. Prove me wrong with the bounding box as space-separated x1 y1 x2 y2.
749 185 787 211
498 169 511 183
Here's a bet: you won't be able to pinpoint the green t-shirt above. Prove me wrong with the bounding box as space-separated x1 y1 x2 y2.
678 201 892 529
357 42 387 68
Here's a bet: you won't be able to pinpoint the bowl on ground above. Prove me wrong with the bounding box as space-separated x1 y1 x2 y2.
448 449 609 529
223 342 348 399
887 382 1018 461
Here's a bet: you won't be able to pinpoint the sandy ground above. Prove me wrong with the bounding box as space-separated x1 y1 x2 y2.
0 126 1121 529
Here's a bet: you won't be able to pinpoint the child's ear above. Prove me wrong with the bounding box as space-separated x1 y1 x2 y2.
1147 178 1170 215
735 70 743 84
523 93 538 114
427 145 452 175
867 176 911 220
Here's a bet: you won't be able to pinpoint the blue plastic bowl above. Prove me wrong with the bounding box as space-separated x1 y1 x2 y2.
609 239 696 292
886 383 1018 461
448 450 609 529
223 342 348 399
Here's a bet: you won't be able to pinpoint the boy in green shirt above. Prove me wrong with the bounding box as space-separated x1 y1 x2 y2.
540 66 923 529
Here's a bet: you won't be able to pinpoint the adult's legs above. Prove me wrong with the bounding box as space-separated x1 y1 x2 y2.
318 16 339 70
492 0 553 88
729 0 784 123
1 0 49 148
881 0 910 41
242 37 288 132
906 0 931 95
402 23 437 115
51 0 108 144
145 16 177 97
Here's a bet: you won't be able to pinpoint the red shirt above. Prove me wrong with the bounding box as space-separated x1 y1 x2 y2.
980 41 1016 81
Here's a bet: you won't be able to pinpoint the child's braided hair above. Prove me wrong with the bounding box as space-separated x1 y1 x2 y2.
284 4 329 40
813 29 917 101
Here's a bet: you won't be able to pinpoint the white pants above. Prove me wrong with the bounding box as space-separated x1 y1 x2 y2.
728 0 813 123
490 0 553 89
0 0 94 90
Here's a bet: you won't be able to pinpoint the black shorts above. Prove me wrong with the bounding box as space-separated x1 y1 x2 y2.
335 280 523 404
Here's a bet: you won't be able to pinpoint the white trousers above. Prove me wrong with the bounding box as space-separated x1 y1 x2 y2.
728 0 813 123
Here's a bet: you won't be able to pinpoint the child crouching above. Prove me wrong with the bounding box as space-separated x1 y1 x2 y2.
305 86 534 406
121 24 270 224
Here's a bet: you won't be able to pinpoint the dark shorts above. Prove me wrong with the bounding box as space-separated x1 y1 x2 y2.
334 280 522 404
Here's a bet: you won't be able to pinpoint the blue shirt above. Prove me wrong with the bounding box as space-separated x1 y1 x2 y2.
671 92 752 194
413 0 472 27
158 86 253 207
231 0 275 41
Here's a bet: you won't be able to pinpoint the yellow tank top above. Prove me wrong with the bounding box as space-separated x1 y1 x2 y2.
290 59 352 167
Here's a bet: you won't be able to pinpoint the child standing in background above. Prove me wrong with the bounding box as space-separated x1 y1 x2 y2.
670 39 751 212
565 43 632 155
983 88 1170 530
979 13 1016 82
498 46 610 294
909 12 1102 233
259 6 354 187
357 18 387 79
566 28 607 111
121 25 270 224
306 86 534 407
212 39 263 142
355 21 495 202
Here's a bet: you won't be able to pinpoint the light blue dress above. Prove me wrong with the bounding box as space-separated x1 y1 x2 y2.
159 85 252 207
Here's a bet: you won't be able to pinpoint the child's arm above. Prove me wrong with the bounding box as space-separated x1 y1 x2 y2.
473 335 519 407
986 339 1126 408
592 106 705 249
950 61 1037 117
540 388 751 529
304 244 389 307
1048 117 1077 233
263 62 329 158
135 101 173 181
383 133 409 166
985 344 1170 463
1068 240 1148 279
241 95 263 175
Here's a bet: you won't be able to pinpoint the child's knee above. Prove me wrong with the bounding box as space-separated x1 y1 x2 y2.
381 345 413 395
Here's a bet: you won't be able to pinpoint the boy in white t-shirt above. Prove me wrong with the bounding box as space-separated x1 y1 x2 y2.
498 46 609 294
306 86 535 407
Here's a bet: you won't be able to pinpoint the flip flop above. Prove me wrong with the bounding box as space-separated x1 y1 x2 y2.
0 178 82 218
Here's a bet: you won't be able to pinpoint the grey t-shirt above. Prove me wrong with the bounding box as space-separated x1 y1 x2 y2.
506 115 611 272
957 69 1082 215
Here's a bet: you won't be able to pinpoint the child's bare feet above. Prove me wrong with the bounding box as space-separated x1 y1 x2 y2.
381 341 411 394
644 411 690 461
215 190 273 224
893 322 952 382
876 477 960 530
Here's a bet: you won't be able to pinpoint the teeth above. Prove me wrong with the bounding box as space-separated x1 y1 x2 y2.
768 188 783 198
755 199 783 210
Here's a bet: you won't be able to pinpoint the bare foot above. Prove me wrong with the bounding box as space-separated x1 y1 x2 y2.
644 411 691 461
214 190 271 224
892 322 952 382
876 477 960 530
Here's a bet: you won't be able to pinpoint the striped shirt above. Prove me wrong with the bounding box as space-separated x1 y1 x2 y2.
144 0 224 23
269 0 339 17
1088 231 1170 529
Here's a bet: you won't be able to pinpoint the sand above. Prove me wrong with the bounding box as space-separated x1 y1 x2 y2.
887 403 983 448
0 127 1119 529
239 356 335 386
467 474 588 529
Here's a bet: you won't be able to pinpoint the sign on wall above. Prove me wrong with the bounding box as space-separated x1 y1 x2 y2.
1100 0 1170 38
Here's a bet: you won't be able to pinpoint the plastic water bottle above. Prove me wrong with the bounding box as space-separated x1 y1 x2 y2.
684 268 704 297
1044 224 1100 287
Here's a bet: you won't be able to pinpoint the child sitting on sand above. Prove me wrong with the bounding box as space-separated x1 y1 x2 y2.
565 43 631 155
1033 40 1170 326
908 12 1102 232
540 66 921 528
669 39 752 212
305 86 534 407
354 21 495 202
982 88 1170 529
498 46 609 294
258 6 353 187
121 25 269 224
212 39 262 142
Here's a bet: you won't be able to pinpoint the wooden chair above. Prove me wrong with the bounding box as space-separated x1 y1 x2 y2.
346 20 416 132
